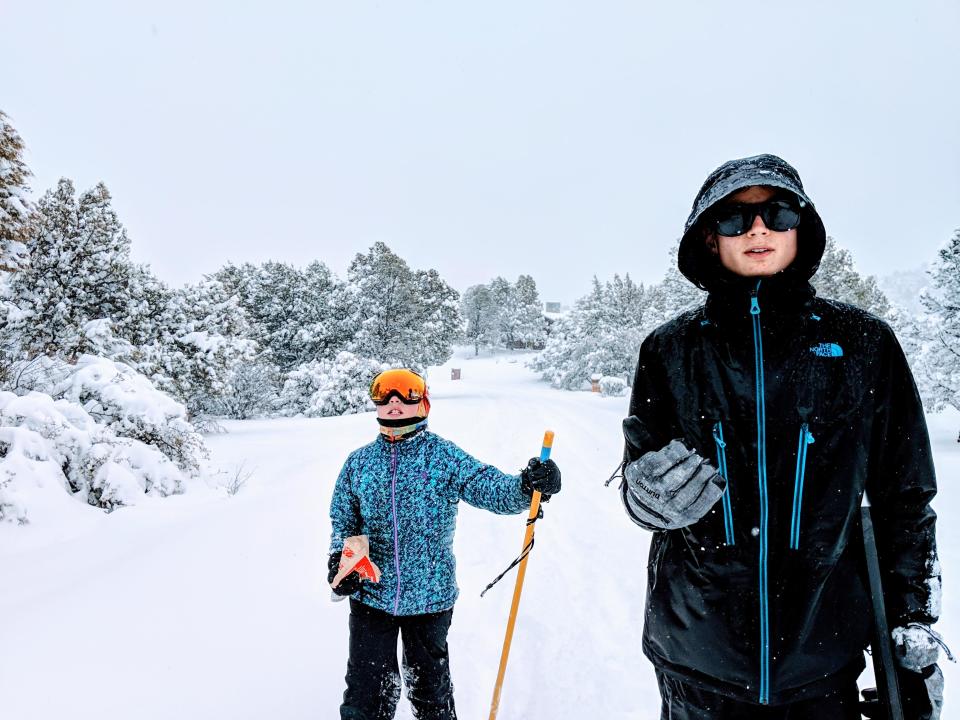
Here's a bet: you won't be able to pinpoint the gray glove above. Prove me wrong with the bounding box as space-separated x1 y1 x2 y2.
893 623 954 673
622 439 725 531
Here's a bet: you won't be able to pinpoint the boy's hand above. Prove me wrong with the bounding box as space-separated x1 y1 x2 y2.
327 552 363 596
624 439 725 530
521 458 561 499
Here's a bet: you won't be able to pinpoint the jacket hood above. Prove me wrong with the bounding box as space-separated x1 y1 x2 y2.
677 154 827 292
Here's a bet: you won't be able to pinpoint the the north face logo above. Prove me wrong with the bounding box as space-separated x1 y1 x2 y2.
810 342 844 357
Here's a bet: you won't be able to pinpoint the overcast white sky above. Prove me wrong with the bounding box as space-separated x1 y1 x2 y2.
4 1 959 305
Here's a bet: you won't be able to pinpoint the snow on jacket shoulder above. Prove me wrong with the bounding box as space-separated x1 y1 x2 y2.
329 430 528 616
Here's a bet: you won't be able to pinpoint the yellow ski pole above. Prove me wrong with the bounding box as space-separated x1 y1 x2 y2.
488 430 554 720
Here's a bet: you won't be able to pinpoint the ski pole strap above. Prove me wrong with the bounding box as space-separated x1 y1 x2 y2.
480 511 542 597
604 459 626 487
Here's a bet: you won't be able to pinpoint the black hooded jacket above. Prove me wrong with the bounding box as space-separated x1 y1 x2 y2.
622 155 939 705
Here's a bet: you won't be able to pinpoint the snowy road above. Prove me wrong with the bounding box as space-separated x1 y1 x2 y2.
1 348 958 719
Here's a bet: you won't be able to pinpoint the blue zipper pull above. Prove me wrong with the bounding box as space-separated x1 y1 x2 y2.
712 426 726 448
750 280 762 315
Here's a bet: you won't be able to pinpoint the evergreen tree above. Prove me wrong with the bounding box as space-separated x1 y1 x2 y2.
118 264 174 351
461 284 497 355
464 274 546 352
812 237 891 317
488 276 518 348
344 242 459 369
412 268 462 367
644 243 706 330
919 229 960 428
513 274 547 349
531 275 647 390
0 110 31 273
2 180 136 361
214 259 347 371
345 242 418 365
139 280 256 417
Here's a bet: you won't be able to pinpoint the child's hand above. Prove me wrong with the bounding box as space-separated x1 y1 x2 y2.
520 458 561 499
327 552 363 596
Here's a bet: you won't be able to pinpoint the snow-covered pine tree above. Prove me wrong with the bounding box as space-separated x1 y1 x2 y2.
303 260 353 359
919 229 960 434
412 268 461 367
488 276 520 348
345 242 418 366
644 243 706 331
139 280 256 417
1 178 79 360
461 284 498 355
118 264 174 352
0 111 31 273
513 274 547 349
214 260 348 372
812 237 891 318
531 275 647 390
2 180 136 361
345 242 459 369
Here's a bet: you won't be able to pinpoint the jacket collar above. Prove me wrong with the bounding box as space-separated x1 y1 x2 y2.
705 273 816 325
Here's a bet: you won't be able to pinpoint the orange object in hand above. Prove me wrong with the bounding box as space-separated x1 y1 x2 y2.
332 535 381 588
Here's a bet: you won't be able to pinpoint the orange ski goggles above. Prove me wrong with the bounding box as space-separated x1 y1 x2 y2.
369 369 428 406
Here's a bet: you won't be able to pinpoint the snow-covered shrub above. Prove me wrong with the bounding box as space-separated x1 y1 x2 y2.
0 353 70 395
599 376 628 397
213 360 282 419
0 390 187 521
136 280 257 417
280 352 384 417
53 355 206 476
919 229 960 423
531 275 654 390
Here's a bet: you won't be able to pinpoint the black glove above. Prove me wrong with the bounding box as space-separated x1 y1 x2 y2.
327 552 363 596
520 458 561 499
859 686 881 719
900 664 943 720
859 665 943 720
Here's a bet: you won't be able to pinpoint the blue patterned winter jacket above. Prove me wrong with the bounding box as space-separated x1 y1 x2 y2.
329 429 530 616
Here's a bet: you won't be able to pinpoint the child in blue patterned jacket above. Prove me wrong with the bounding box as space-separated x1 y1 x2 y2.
328 368 561 720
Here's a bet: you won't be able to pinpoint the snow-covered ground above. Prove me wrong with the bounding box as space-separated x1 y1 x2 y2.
1 348 958 719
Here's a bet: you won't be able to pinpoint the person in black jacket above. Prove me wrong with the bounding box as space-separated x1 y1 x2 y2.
620 154 944 719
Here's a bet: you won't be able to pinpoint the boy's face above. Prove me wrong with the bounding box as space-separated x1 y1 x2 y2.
706 185 798 278
376 396 422 421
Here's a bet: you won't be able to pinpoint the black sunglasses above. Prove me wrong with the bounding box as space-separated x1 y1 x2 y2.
711 198 803 237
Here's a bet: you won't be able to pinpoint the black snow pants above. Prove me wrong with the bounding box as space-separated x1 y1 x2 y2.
340 599 456 720
656 671 862 720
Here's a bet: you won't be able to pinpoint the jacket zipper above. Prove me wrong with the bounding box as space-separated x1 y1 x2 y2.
750 281 771 705
789 424 815 550
390 444 401 615
711 421 735 545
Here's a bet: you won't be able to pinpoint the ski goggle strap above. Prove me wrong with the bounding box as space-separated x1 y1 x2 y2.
369 369 427 405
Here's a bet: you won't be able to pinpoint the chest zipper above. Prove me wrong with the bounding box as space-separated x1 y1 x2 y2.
750 281 771 705
390 444 401 615
789 425 815 550
712 422 735 545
